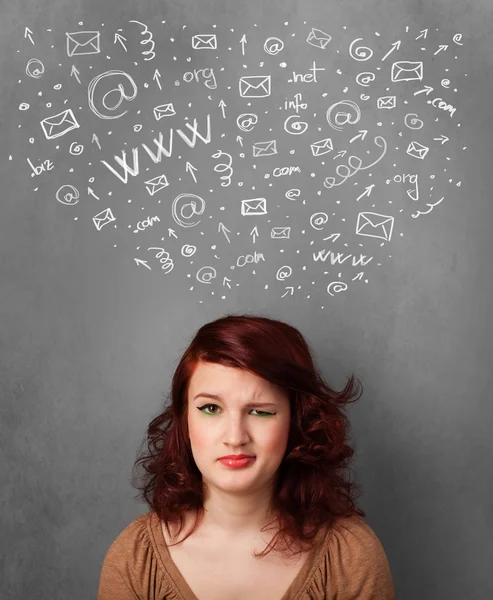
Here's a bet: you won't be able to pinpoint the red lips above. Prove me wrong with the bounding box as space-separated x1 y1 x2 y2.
219 454 254 460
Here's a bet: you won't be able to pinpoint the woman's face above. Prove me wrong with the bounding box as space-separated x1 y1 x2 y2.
186 361 291 495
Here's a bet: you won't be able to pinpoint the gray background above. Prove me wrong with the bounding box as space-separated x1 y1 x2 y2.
1 0 492 598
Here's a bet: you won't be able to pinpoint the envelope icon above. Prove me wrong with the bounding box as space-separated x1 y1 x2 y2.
239 76 271 98
356 212 394 242
40 108 80 140
153 103 176 120
391 61 423 82
66 31 101 57
252 140 277 157
306 28 332 50
377 96 396 109
93 208 115 231
145 174 169 195
271 227 291 239
241 198 267 216
310 137 333 156
406 141 429 160
192 34 217 50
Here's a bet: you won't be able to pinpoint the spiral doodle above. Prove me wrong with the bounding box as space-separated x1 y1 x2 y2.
327 281 348 296
441 79 451 88
181 244 197 257
284 114 308 135
356 72 376 87
349 38 374 61
172 193 206 228
19 103 30 111
310 212 329 230
56 185 79 206
133 124 143 132
212 150 233 187
69 142 84 156
196 266 217 284
404 113 424 130
26 58 45 79
326 100 361 131
129 20 156 61
263 37 284 55
236 113 258 132
285 189 301 201
453 33 463 46
276 266 292 281
360 94 370 101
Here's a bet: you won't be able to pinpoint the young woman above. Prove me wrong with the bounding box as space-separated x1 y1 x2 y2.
98 314 395 599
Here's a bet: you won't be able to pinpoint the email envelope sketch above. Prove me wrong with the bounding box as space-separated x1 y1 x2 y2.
40 108 80 140
377 96 396 109
252 140 277 157
306 28 332 50
153 103 176 120
391 61 423 82
241 198 267 216
356 212 394 242
93 208 115 231
192 34 217 49
66 31 101 57
239 75 271 98
271 227 291 239
145 174 169 195
406 141 429 160
310 137 333 156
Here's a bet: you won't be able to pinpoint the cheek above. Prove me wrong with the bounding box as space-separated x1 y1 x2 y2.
262 421 290 453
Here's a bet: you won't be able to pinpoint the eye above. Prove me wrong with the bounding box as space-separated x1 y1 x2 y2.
197 404 275 417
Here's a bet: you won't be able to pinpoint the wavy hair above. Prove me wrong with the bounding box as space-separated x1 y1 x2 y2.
131 313 365 558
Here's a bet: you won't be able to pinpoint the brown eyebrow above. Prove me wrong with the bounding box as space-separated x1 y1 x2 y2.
192 392 277 408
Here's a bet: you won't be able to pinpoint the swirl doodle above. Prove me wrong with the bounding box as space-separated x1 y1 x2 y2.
56 185 79 205
69 142 84 156
276 266 292 281
327 281 348 296
285 188 301 201
404 113 424 130
26 58 45 79
349 38 374 61
326 100 361 131
87 70 138 120
129 20 156 61
236 113 258 132
196 266 217 284
264 37 284 55
284 114 308 135
324 136 387 188
453 33 463 46
172 193 206 228
148 247 174 273
310 212 329 230
411 196 444 219
19 103 30 111
212 150 233 187
356 72 376 87
181 244 197 257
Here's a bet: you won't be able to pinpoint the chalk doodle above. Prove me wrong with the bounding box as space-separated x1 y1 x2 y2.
12 19 467 302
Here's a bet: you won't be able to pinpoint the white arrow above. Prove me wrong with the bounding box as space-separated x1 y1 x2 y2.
114 33 128 51
434 44 449 55
91 133 101 150
356 184 375 201
334 150 347 160
349 130 368 144
322 233 341 242
24 27 35 45
88 187 100 200
134 258 151 270
186 161 198 183
153 69 162 91
433 135 449 145
282 287 294 298
414 85 434 96
352 272 364 281
240 34 247 55
70 65 81 84
236 135 243 147
218 99 227 119
381 40 401 62
250 226 259 243
415 29 428 40
168 228 177 239
223 277 232 289
218 222 231 243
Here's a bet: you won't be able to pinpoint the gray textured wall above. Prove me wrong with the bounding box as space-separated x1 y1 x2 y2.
1 0 492 598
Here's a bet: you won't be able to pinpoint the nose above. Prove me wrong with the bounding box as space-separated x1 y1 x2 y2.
222 415 251 445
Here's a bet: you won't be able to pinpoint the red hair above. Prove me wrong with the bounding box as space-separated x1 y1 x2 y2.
131 313 365 558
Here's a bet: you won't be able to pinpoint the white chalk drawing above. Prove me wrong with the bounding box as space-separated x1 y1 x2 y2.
148 248 174 272
24 26 34 45
192 34 217 50
27 157 54 176
381 41 401 62
356 184 375 202
196 266 217 284
241 198 267 215
56 185 79 205
356 212 394 242
284 93 307 112
239 75 271 98
172 193 205 228
87 70 138 120
186 161 198 183
236 113 258 132
129 20 156 60
391 61 423 82
285 189 301 201
327 282 348 296
404 113 424 129
273 166 301 177
236 251 265 267
324 136 387 188
264 37 284 55
182 67 217 89
406 141 429 160
377 96 396 109
181 244 196 257
276 266 292 280
433 135 449 145
218 99 227 119
66 31 100 57
306 28 331 50
19 103 30 110
134 124 142 132
412 196 444 219
145 174 169 195
69 142 84 156
40 108 80 139
349 38 374 61
441 78 451 88
453 33 463 45
310 137 333 156
271 227 291 239
310 213 329 230
26 58 45 78
134 215 160 233
114 31 127 51
313 249 373 266
360 93 370 101
355 72 376 87
93 208 115 230
291 61 325 83
407 175 419 201
252 140 277 157
212 150 233 187
428 96 456 118
284 115 309 135
153 103 176 120
176 114 212 148
326 100 361 131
